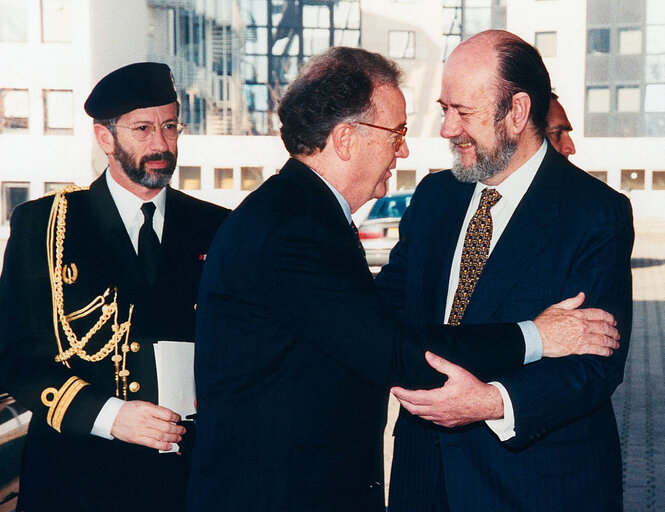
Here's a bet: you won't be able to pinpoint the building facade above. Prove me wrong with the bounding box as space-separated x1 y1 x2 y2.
0 0 663 244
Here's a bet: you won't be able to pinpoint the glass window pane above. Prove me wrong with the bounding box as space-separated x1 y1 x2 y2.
214 168 234 189
652 170 665 190
334 1 360 29
588 28 610 54
1 89 29 132
535 31 557 57
645 84 665 112
587 87 611 112
647 0 665 23
588 171 608 183
464 7 492 36
303 5 330 28
2 182 29 225
646 55 665 82
646 25 665 54
0 0 28 41
245 27 268 54
396 170 416 191
179 166 201 190
242 55 269 83
244 84 269 111
303 28 330 56
334 29 359 47
241 167 263 191
621 169 645 190
42 0 72 43
389 31 415 59
44 90 73 132
619 28 642 55
442 34 462 61
617 86 641 112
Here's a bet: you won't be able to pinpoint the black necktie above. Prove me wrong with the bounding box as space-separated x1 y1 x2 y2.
138 202 160 285
350 221 366 257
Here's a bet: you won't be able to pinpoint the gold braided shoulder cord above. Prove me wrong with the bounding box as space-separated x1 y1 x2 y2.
46 189 134 398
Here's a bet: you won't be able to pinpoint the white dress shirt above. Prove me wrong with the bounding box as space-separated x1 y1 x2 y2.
444 141 548 440
91 170 167 439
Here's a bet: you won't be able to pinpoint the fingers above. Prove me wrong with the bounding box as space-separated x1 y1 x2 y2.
552 291 585 310
112 401 185 451
572 307 617 325
585 319 620 340
424 352 455 374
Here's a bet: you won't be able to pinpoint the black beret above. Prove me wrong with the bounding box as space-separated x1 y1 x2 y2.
84 62 177 119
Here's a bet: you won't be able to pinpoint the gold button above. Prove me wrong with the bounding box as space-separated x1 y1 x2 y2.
130 342 140 353
129 381 140 393
193 303 197 310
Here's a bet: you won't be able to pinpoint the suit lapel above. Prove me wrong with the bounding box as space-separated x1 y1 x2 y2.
80 175 146 300
462 147 562 323
428 178 475 322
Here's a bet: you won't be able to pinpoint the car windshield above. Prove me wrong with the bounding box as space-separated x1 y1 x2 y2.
367 194 412 219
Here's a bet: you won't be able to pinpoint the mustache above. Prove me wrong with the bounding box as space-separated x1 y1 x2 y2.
450 136 475 146
142 152 176 165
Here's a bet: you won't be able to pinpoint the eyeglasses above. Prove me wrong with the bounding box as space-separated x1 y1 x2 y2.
111 121 187 141
355 121 408 152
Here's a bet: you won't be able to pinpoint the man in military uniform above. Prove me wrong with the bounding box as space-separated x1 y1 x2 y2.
0 62 229 512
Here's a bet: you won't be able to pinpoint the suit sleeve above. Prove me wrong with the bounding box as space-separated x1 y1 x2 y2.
0 202 109 436
501 195 634 448
256 216 526 390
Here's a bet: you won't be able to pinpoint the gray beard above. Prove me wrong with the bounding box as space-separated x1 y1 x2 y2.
114 142 176 189
450 125 517 183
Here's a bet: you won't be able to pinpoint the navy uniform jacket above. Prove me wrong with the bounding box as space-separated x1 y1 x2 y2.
189 158 534 512
377 145 634 512
0 174 228 512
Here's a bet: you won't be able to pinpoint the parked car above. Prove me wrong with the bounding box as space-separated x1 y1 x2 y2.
358 190 413 270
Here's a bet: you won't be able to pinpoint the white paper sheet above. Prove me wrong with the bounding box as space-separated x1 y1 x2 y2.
154 340 196 453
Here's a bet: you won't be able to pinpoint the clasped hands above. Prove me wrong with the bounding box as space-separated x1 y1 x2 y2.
391 292 620 428
111 400 185 451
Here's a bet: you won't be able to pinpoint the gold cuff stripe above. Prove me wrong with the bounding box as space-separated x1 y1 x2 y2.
41 376 90 433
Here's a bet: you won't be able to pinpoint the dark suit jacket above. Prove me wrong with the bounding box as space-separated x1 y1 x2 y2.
0 174 228 512
189 158 534 512
376 145 634 512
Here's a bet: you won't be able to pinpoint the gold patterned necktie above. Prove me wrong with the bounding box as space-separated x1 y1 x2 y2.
448 188 502 326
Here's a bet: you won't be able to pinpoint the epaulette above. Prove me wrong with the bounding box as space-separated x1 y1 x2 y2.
42 184 89 197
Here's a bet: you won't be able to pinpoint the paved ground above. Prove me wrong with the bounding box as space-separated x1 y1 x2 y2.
1 220 664 511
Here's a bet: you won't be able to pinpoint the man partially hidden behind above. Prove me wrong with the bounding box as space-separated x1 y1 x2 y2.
378 30 633 512
0 63 228 511
189 47 620 512
546 92 577 158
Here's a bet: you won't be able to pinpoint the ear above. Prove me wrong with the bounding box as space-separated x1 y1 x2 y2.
94 123 115 155
507 92 531 135
330 123 354 161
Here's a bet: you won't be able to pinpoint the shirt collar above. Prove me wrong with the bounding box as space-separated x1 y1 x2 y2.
105 169 167 225
474 140 547 206
309 168 353 224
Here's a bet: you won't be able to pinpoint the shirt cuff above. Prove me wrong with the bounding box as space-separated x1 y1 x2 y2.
485 382 516 441
90 397 125 439
518 320 543 364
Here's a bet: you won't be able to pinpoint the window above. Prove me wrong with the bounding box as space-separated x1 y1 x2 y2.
652 170 665 190
617 86 641 112
44 182 74 194
43 90 73 133
1 89 29 133
0 0 28 42
214 168 234 189
2 182 29 225
588 28 610 54
389 31 415 59
621 169 645 190
645 84 665 112
619 28 642 55
535 31 557 57
178 166 201 190
241 167 263 191
396 170 416 191
41 0 72 43
588 171 608 183
587 87 611 112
